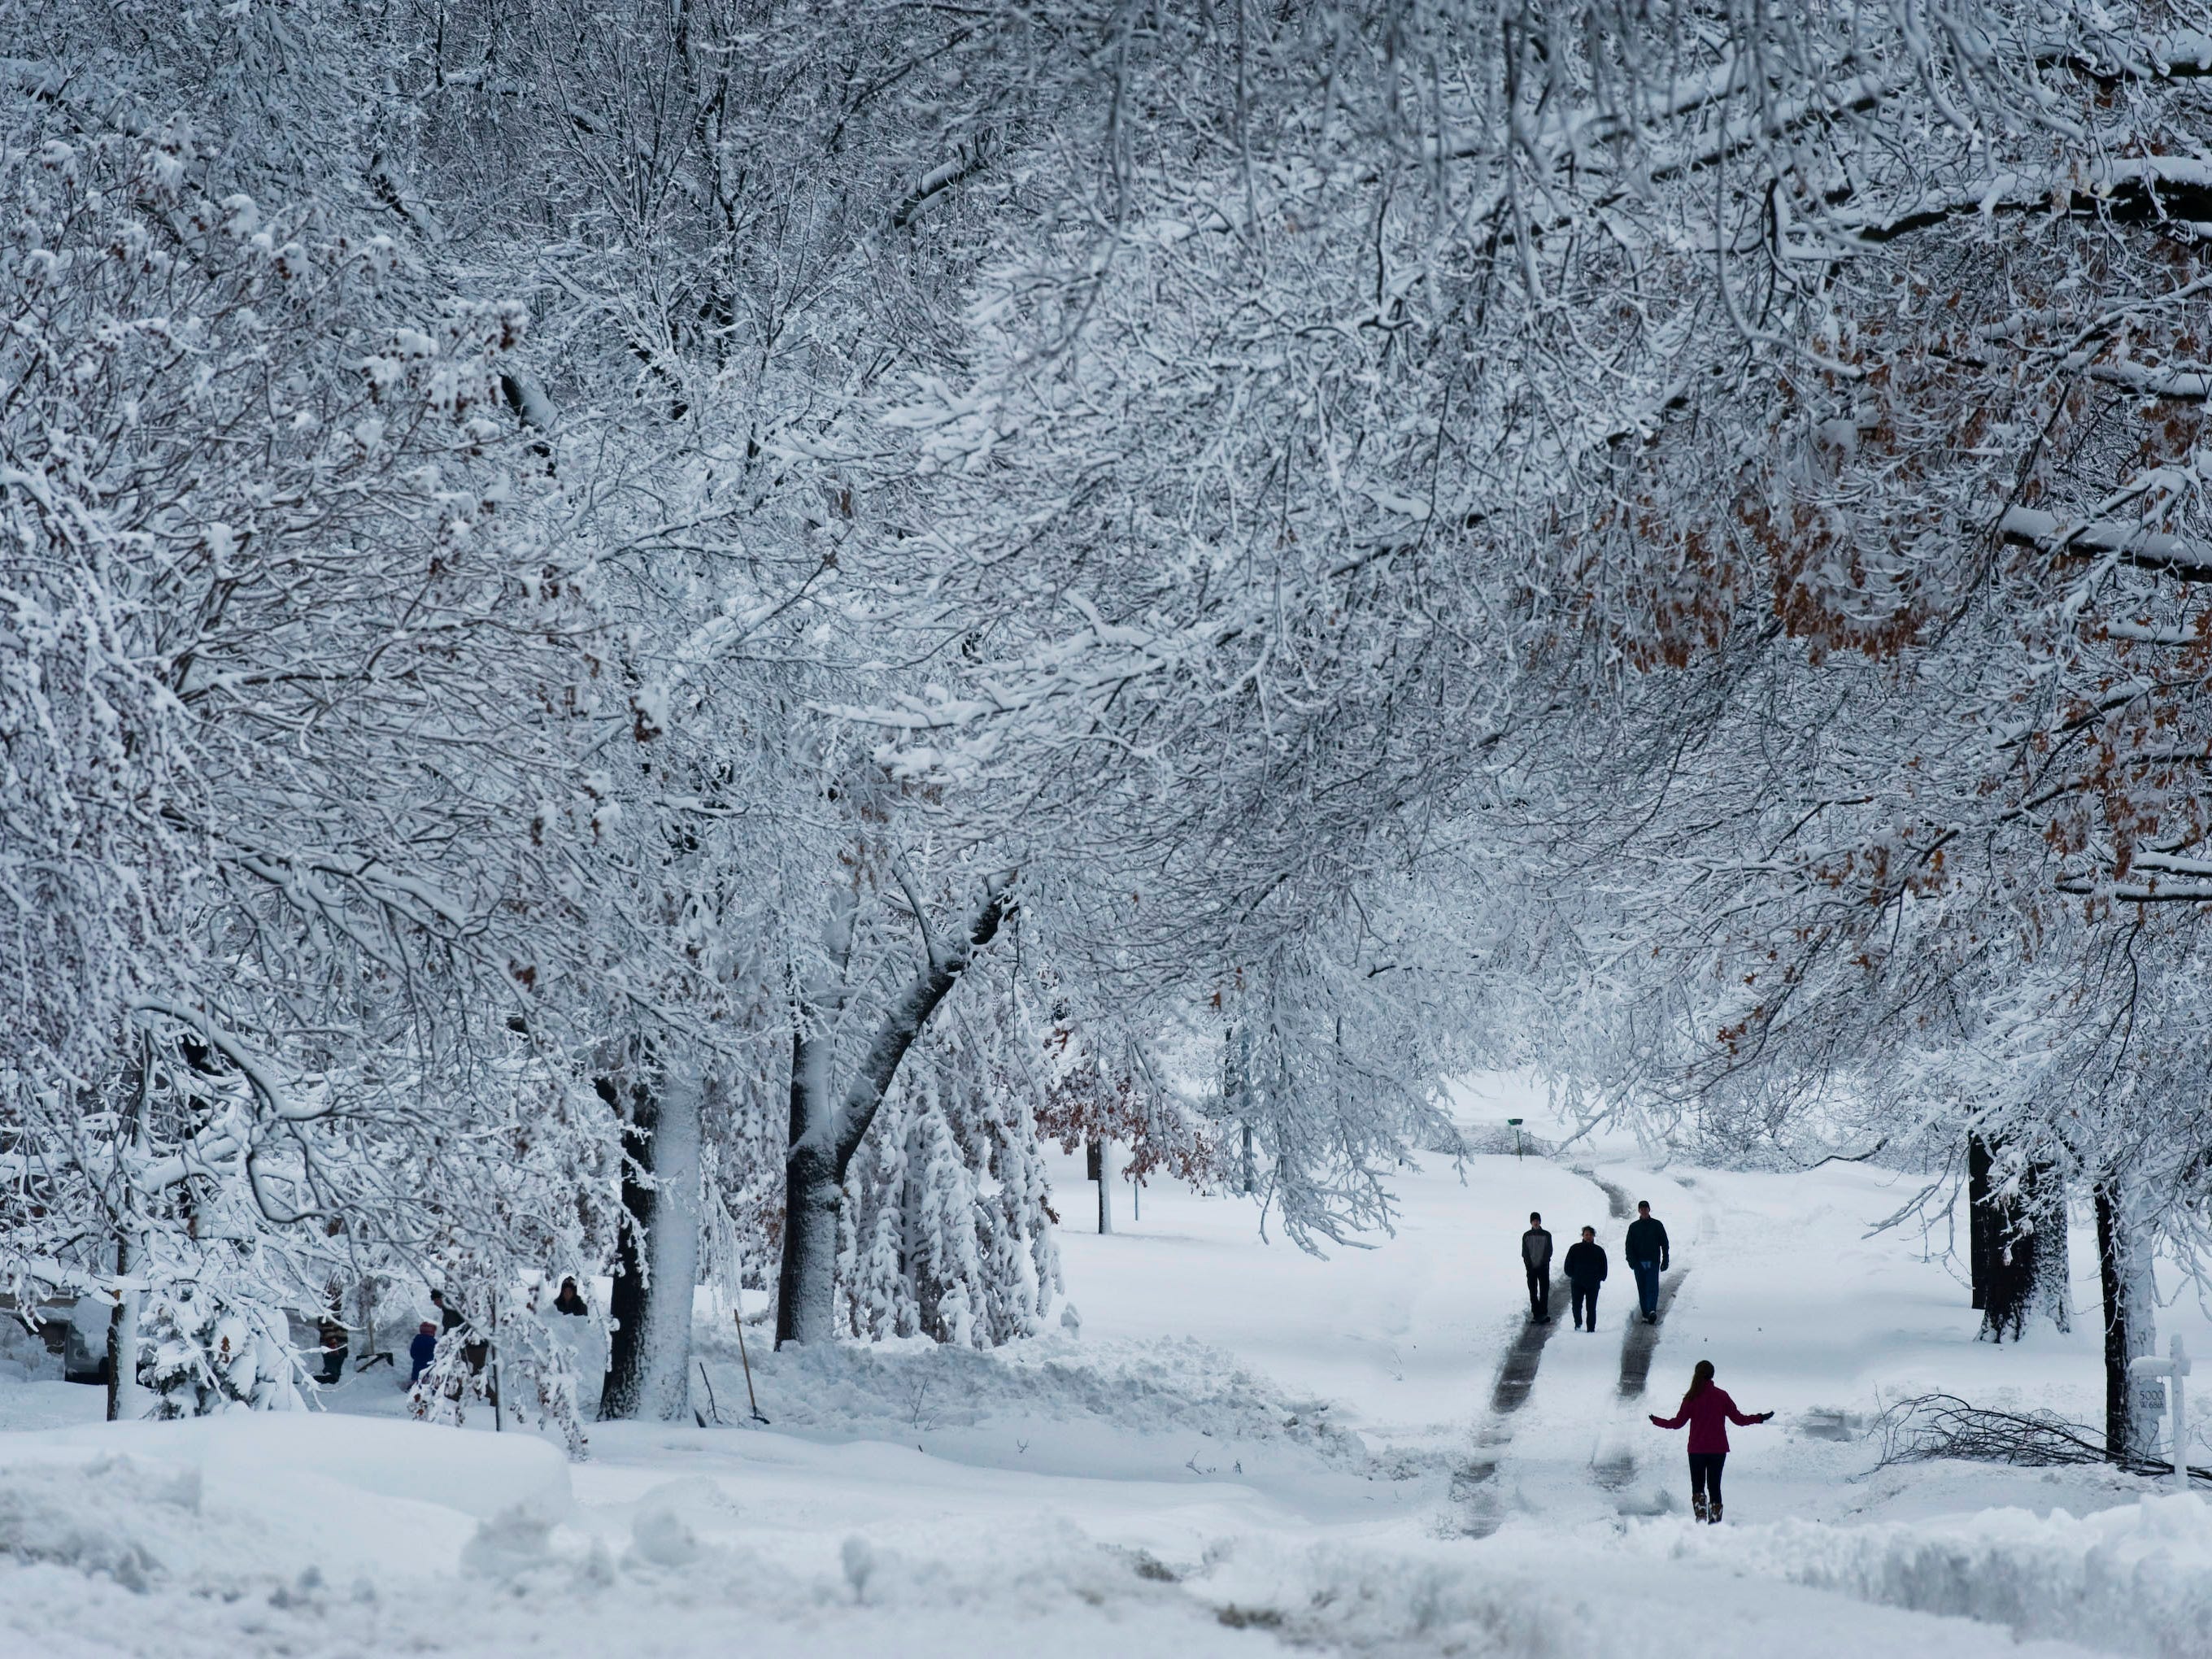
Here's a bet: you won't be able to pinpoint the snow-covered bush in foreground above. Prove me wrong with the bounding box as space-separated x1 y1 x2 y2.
697 1326 1361 1461
1641 1491 2212 1659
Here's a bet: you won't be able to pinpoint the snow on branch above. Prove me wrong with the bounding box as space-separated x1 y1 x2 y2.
1999 507 2212 583
813 873 1018 1177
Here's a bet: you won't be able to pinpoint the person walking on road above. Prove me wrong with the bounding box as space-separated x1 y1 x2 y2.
1648 1359 1772 1523
1624 1201 1670 1323
1562 1226 1607 1331
1520 1213 1553 1323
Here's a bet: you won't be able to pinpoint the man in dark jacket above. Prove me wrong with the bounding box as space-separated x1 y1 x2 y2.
1625 1201 1671 1324
1563 1226 1607 1330
430 1288 465 1335
1520 1213 1552 1322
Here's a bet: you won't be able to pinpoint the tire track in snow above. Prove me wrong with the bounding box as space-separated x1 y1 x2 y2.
1617 1268 1690 1399
1451 1166 1625 1537
1597 1172 1708 1504
1452 1169 1712 1537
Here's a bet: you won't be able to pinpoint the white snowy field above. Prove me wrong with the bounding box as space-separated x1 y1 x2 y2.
4 1089 2210 1658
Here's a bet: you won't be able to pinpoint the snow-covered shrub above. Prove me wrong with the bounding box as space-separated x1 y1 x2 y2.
138 1291 303 1417
408 1329 490 1430
841 995 1060 1348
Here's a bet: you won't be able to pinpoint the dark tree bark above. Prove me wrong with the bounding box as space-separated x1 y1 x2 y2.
600 1072 657 1414
2097 1179 2130 1457
1966 1133 1996 1312
2095 1174 2160 1461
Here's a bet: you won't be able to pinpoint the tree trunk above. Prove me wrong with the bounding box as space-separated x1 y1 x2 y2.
600 1063 703 1420
1096 1140 1115 1234
106 1034 151 1422
1966 1134 1995 1311
2095 1175 2162 1461
2028 1163 2070 1334
103 1237 144 1422
775 1143 842 1348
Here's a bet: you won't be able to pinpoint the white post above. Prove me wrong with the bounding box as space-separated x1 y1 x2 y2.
2171 1337 2189 1495
2129 1336 2192 1493
1096 1140 1115 1235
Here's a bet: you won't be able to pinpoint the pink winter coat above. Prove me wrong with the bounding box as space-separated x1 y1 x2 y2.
1649 1386 1765 1453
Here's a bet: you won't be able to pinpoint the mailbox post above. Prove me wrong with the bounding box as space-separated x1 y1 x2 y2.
2128 1336 2192 1493
1507 1118 1524 1160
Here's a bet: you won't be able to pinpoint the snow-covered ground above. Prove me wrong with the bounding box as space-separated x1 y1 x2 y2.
5 1083 2209 1658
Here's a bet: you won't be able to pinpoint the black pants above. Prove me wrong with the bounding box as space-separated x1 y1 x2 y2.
1688 1451 1726 1507
1571 1283 1599 1327
1525 1266 1549 1318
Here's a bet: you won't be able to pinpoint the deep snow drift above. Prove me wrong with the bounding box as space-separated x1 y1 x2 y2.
3 1086 2208 1658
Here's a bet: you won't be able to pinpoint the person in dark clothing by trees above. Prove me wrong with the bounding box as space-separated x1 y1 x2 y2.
1520 1213 1553 1322
430 1288 464 1335
1649 1359 1772 1523
407 1321 438 1387
1563 1226 1608 1331
316 1315 349 1385
552 1276 589 1317
1624 1202 1671 1324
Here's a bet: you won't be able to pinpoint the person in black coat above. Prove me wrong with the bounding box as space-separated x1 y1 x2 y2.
1519 1213 1553 1322
407 1321 438 1387
1624 1202 1671 1323
430 1288 465 1334
1563 1226 1608 1330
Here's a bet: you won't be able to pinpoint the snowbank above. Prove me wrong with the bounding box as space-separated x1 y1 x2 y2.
1637 1491 2212 1658
0 1412 573 1595
703 1329 1361 1461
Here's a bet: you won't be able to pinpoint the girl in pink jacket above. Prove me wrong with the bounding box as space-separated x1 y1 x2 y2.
1648 1359 1772 1523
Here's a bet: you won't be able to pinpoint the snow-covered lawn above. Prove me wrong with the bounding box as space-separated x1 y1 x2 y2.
6 1107 2209 1657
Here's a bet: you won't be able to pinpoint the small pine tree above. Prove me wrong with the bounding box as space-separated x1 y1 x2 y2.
140 1292 303 1416
841 996 1063 1347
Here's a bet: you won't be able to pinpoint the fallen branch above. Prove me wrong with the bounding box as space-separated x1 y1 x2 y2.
1870 1392 2210 1484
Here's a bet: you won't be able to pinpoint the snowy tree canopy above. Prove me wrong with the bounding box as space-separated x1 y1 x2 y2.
3 0 2210 1435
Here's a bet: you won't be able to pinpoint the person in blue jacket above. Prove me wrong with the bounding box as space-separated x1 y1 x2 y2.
407 1321 438 1387
1563 1226 1609 1330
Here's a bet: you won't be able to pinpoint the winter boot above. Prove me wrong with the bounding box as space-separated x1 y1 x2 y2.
1691 1495 1709 1524
1707 1502 1722 1525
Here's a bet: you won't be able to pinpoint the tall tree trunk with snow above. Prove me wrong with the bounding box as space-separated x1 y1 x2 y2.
2095 1175 2162 1462
600 1063 703 1421
104 1237 145 1422
775 876 1015 1348
105 1036 151 1422
775 1028 843 1350
2028 1168 2070 1335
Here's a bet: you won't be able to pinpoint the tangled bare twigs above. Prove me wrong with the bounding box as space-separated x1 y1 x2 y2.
1871 1393 2210 1486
